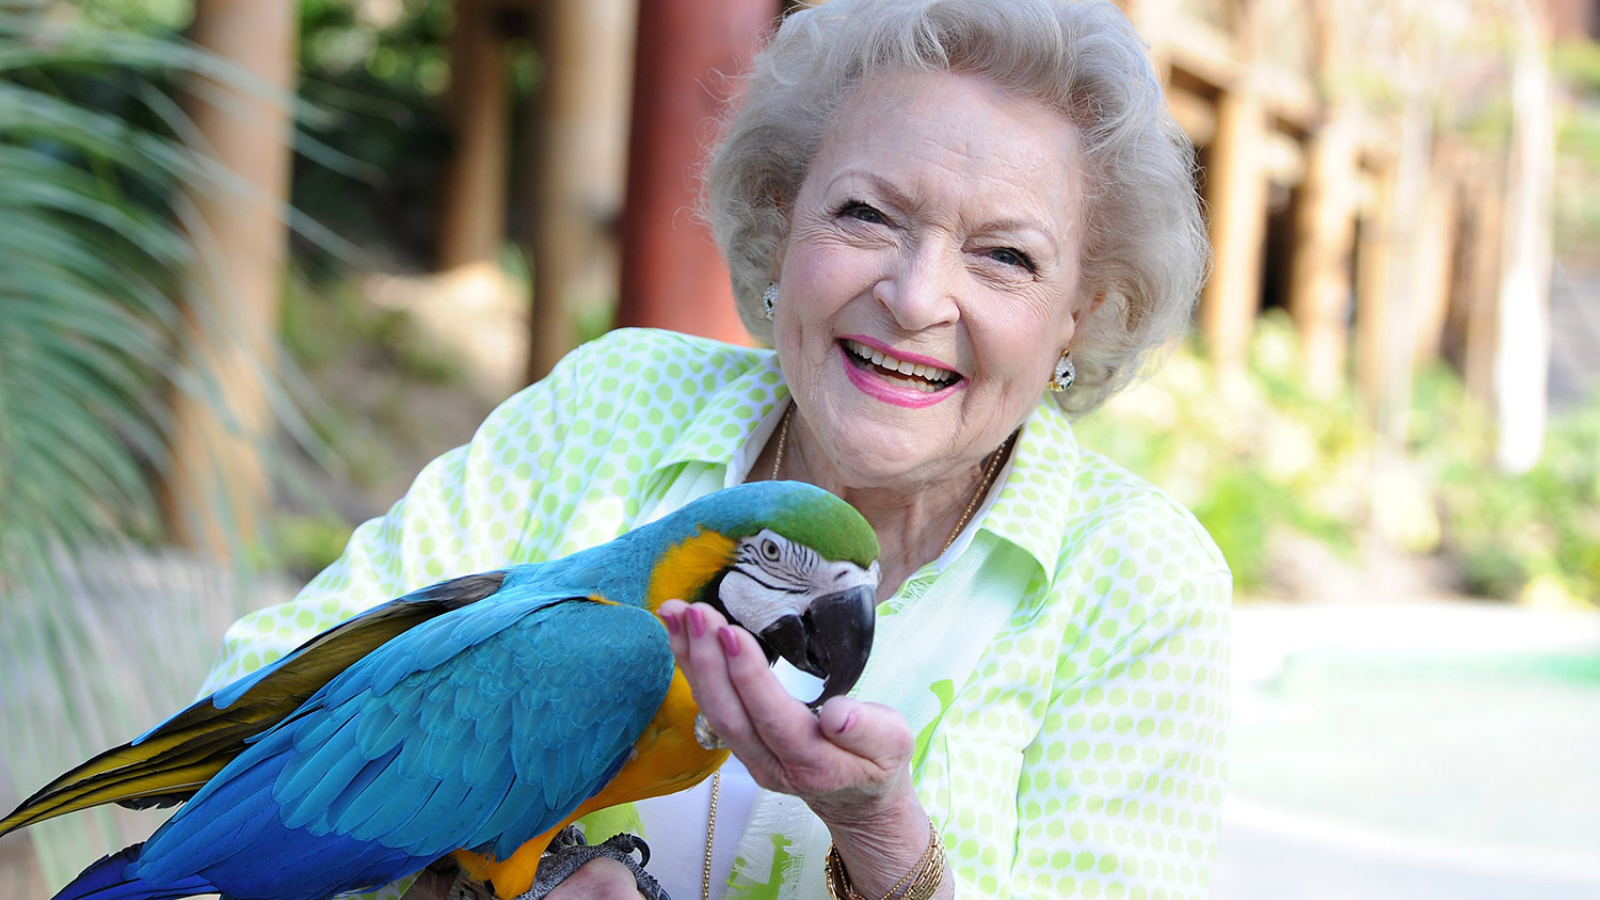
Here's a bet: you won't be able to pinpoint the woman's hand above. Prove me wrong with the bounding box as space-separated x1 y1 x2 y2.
543 858 649 900
659 601 950 899
658 599 915 818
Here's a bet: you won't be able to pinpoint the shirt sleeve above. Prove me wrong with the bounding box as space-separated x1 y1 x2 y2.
196 334 603 696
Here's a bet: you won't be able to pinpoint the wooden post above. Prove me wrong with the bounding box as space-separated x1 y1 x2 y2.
1412 165 1458 364
614 0 778 343
1375 101 1433 440
1461 178 1505 405
162 0 297 554
1200 84 1269 378
1287 109 1359 394
1354 158 1395 413
524 0 634 380
437 0 510 273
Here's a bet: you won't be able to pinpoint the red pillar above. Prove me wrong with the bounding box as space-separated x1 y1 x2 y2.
615 0 779 343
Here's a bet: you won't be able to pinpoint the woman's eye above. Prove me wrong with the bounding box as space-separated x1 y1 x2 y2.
838 201 886 225
986 247 1035 271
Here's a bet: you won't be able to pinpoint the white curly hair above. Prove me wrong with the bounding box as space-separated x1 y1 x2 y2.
702 0 1210 416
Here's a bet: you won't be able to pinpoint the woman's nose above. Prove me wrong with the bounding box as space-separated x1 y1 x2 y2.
873 246 960 331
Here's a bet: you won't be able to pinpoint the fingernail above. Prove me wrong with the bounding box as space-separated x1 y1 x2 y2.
661 611 680 635
687 606 706 638
718 626 741 657
836 712 857 733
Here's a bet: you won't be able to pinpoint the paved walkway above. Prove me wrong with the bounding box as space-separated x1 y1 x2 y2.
1215 601 1600 899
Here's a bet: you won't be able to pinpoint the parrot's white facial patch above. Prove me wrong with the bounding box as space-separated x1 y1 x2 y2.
719 530 880 634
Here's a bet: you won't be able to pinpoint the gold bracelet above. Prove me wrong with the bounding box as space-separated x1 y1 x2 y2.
899 822 945 900
823 817 946 900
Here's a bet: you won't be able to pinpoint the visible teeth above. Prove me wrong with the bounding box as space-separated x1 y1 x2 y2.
844 340 955 385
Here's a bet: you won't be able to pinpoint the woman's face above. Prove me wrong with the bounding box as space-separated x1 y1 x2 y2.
773 69 1091 489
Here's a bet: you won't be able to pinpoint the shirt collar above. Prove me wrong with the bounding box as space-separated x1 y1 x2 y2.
648 350 788 482
978 397 1081 585
649 354 1079 585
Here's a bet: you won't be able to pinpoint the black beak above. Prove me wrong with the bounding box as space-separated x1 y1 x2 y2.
757 585 876 710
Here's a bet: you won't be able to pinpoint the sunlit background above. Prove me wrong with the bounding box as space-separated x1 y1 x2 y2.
2 0 1598 897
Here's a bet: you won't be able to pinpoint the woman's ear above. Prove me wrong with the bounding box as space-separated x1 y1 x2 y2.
1058 291 1102 348
1073 292 1106 326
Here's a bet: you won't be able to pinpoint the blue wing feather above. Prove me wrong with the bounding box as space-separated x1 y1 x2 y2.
126 583 672 899
324 745 402 829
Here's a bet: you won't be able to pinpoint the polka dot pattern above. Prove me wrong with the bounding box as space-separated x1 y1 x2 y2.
196 329 1232 900
894 405 1231 900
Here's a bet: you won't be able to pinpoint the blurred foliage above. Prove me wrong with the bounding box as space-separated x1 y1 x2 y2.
277 265 465 491
52 0 464 269
293 0 456 269
1416 369 1600 605
66 0 191 32
1554 37 1600 93
270 507 353 578
1079 313 1600 608
1553 38 1600 265
1077 315 1368 593
269 263 519 579
280 266 464 387
0 7 227 572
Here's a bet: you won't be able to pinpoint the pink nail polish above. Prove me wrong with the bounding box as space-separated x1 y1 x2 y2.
837 712 856 733
687 606 706 638
718 626 741 657
661 611 680 635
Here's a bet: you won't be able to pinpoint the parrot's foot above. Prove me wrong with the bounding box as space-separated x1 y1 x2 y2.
516 826 669 900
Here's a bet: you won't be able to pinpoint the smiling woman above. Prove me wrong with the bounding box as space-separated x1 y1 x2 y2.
194 2 1227 900
768 69 1088 533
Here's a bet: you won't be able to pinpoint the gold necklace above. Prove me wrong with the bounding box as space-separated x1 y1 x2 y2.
768 402 794 481
941 429 1015 554
701 769 721 900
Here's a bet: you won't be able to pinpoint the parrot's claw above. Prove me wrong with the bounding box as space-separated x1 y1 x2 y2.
515 827 670 900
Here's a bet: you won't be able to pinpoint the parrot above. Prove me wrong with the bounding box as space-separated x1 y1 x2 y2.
0 480 881 900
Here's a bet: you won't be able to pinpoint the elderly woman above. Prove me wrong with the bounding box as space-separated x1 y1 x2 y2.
201 1 1228 899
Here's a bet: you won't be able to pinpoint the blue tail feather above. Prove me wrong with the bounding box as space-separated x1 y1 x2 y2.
54 843 216 900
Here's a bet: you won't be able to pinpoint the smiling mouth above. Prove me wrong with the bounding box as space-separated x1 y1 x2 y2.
841 340 960 394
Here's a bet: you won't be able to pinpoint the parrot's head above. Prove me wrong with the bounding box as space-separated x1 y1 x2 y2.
645 480 880 708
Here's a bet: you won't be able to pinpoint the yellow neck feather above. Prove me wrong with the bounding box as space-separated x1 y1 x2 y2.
644 529 738 611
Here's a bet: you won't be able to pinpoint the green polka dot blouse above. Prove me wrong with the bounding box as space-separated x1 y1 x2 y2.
198 328 1232 900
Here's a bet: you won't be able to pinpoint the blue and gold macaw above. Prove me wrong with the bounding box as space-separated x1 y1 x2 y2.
0 481 880 900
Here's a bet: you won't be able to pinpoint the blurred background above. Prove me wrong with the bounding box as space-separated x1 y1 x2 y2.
1 0 1598 897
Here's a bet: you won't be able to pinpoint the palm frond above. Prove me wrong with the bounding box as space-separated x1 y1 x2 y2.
0 10 309 889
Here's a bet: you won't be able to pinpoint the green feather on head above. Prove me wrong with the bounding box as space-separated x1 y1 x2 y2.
676 480 880 571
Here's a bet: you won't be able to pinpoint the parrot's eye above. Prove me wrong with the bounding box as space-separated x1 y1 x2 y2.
761 538 782 562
